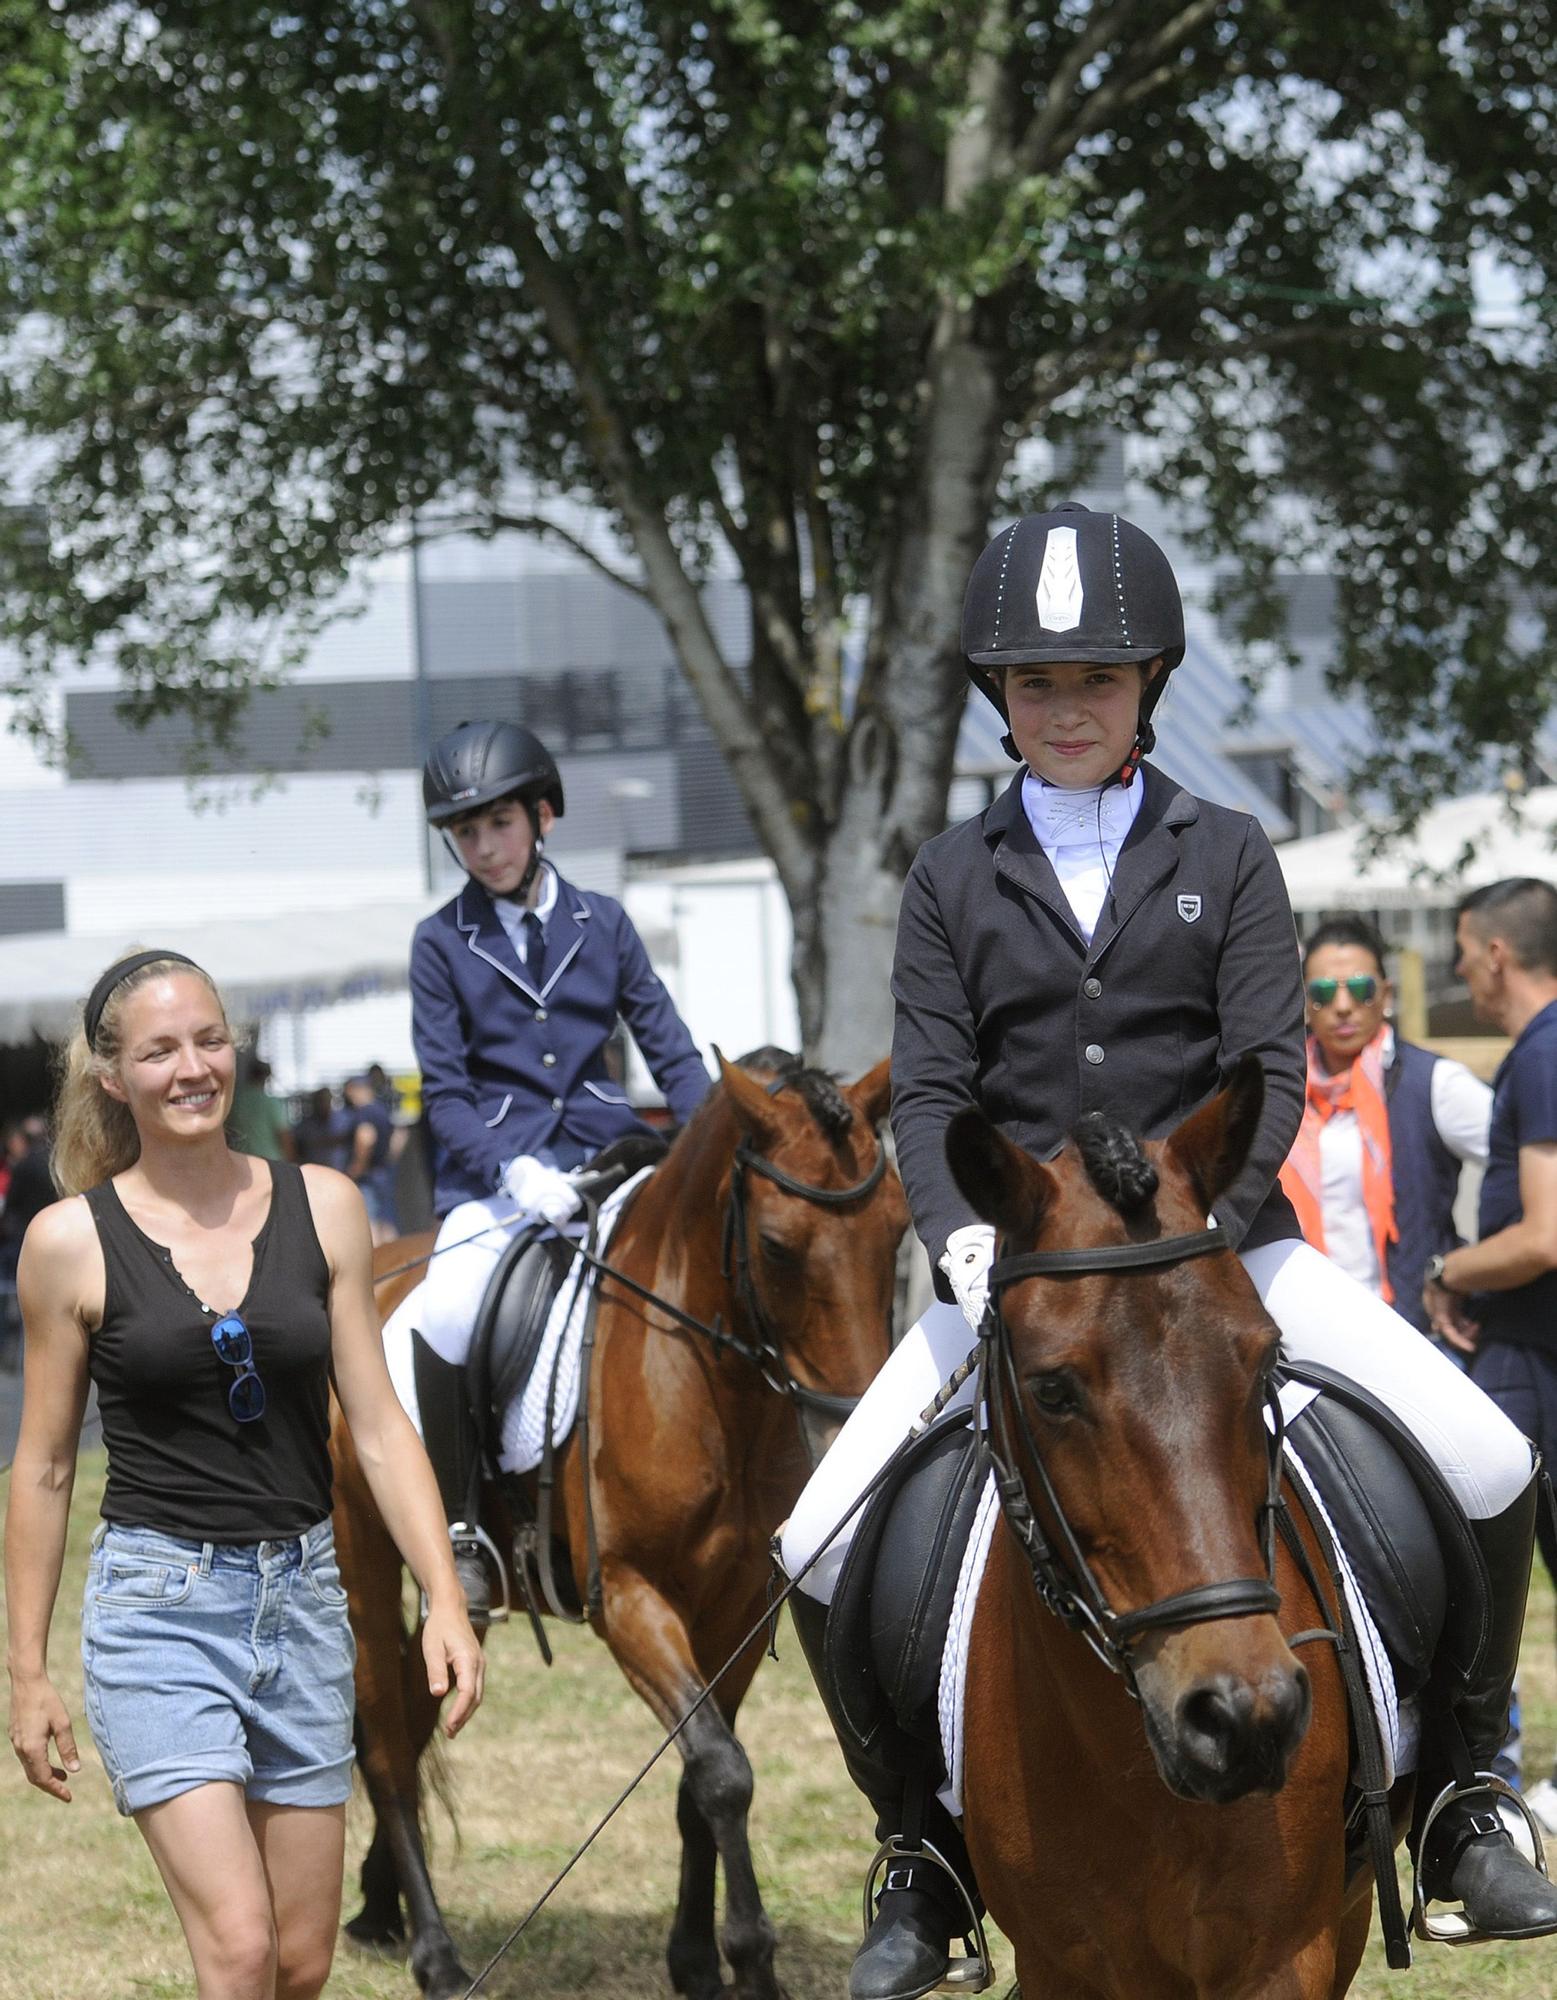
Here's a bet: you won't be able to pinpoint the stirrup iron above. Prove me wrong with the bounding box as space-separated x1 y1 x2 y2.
421 1521 511 1625
1411 1771 1551 1945
863 1834 994 1994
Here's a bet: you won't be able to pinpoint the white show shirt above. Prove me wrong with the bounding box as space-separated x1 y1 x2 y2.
491 863 558 968
1316 1026 1492 1291
1021 773 1144 942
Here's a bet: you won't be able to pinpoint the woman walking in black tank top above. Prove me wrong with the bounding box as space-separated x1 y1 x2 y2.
4 950 484 2000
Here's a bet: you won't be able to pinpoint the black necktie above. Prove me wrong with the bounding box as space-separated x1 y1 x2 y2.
522 909 547 988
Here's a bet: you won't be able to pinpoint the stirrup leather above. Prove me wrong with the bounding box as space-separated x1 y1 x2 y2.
1411 1771 1551 1945
863 1834 994 1994
420 1521 511 1626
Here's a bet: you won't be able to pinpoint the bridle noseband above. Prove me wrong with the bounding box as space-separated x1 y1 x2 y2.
983 1224 1288 1693
721 1082 891 1423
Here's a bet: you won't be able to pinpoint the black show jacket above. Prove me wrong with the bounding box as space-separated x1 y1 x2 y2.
891 763 1304 1295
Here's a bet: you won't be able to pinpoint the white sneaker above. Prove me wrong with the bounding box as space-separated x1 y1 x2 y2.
1526 1776 1557 1838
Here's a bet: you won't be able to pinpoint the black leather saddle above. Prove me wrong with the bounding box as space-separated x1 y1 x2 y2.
465 1130 667 1457
826 1366 1491 1766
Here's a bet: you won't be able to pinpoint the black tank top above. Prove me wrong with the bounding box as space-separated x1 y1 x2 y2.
84 1161 335 1541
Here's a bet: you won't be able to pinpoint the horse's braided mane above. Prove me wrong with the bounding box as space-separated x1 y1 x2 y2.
1072 1109 1159 1214
736 1045 855 1143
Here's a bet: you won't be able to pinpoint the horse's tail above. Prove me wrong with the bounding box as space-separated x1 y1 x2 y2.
420 1730 462 1854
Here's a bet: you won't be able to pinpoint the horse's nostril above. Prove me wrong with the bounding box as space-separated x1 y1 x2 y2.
1180 1677 1252 1763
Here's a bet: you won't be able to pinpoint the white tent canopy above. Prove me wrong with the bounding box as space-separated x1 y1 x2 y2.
0 899 443 1042
1277 786 1557 912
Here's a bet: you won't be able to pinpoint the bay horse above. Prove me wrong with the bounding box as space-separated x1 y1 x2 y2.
332 1050 908 2000
946 1058 1391 1999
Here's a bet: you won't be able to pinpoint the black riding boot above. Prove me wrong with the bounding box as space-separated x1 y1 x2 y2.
411 1330 492 1628
1417 1472 1557 1939
789 1589 981 2000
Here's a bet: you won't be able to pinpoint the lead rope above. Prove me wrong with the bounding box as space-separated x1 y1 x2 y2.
453 1406 932 1997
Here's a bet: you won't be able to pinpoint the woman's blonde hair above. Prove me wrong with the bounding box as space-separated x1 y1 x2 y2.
52 953 230 1195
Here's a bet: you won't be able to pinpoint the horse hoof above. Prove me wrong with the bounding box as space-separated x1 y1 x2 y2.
342 1909 406 1952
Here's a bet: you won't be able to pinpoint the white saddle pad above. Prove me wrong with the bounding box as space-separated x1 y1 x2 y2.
936 1380 1414 1816
499 1165 655 1474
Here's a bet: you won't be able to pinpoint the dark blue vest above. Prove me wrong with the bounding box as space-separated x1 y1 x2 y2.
1385 1038 1461 1334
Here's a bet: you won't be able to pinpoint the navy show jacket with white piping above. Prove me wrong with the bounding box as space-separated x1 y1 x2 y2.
410 871 711 1216
891 762 1306 1298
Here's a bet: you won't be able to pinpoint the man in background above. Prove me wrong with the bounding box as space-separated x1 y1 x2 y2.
1427 877 1557 1834
344 1072 401 1244
227 1052 296 1161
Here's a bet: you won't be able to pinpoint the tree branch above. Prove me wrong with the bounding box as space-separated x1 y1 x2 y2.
1014 0 1143 176
1018 0 1224 176
401 5 819 893
484 511 652 598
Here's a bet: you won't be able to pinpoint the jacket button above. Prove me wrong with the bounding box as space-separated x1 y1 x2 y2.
535 1008 548 1022
1083 977 1102 999
551 1097 563 1112
541 1052 557 1068
1084 1043 1105 1065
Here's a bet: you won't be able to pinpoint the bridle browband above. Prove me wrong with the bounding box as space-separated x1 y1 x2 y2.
982 1221 1290 1691
721 1078 892 1423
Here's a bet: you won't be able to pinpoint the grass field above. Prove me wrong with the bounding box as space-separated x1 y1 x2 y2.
2 1450 1554 1999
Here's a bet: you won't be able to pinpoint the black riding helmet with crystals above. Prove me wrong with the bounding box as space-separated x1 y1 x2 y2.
423 719 565 897
962 501 1185 779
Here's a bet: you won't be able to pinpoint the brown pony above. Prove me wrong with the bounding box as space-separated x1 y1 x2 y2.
947 1060 1388 2000
332 1051 908 2000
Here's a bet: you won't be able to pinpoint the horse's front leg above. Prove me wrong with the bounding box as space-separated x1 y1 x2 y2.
608 1568 782 2000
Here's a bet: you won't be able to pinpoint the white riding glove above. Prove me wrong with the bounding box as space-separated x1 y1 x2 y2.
500 1155 583 1227
940 1222 996 1334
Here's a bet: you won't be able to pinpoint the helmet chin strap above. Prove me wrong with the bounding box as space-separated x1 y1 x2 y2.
440 800 548 901
514 829 545 901
500 800 547 903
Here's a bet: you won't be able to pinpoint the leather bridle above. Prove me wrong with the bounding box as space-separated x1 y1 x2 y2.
982 1225 1291 1694
720 1085 892 1425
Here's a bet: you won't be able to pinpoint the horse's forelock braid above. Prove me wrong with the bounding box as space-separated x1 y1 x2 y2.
735 1048 856 1143
794 1067 856 1144
1073 1111 1159 1214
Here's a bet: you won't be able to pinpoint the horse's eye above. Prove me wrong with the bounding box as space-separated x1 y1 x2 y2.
1029 1372 1078 1417
759 1232 798 1265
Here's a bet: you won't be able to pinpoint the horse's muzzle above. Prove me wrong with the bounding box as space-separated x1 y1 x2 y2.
1145 1659 1312 1804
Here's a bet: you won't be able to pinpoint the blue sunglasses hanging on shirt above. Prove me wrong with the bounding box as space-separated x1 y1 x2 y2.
210 1312 266 1424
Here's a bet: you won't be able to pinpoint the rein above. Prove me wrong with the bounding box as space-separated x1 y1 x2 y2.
982 1224 1296 1691
377 1094 890 1424
720 1115 891 1423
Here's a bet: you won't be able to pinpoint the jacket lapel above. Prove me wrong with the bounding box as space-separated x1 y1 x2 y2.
455 884 547 1007
984 775 1088 951
1086 765 1199 964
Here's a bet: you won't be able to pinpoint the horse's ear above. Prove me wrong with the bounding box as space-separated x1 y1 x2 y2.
1162 1054 1266 1212
946 1109 1055 1242
847 1056 892 1129
716 1048 785 1146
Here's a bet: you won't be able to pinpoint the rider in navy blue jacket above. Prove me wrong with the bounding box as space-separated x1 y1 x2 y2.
406 720 710 1616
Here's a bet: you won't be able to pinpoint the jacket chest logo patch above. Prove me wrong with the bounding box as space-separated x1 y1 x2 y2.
1176 893 1202 923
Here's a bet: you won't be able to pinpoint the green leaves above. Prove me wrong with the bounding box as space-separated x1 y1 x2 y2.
2 1 1556 836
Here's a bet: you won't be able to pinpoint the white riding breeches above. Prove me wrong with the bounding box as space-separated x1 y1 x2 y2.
780 1236 1534 1606
397 1194 584 1368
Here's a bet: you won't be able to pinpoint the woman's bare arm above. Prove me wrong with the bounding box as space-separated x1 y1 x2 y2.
5 1201 97 1801
303 1167 485 1736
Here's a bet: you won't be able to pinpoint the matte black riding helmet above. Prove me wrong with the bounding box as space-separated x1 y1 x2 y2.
421 720 566 827
962 501 1185 768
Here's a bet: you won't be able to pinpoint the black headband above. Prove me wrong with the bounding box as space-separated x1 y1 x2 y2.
84 950 203 1051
